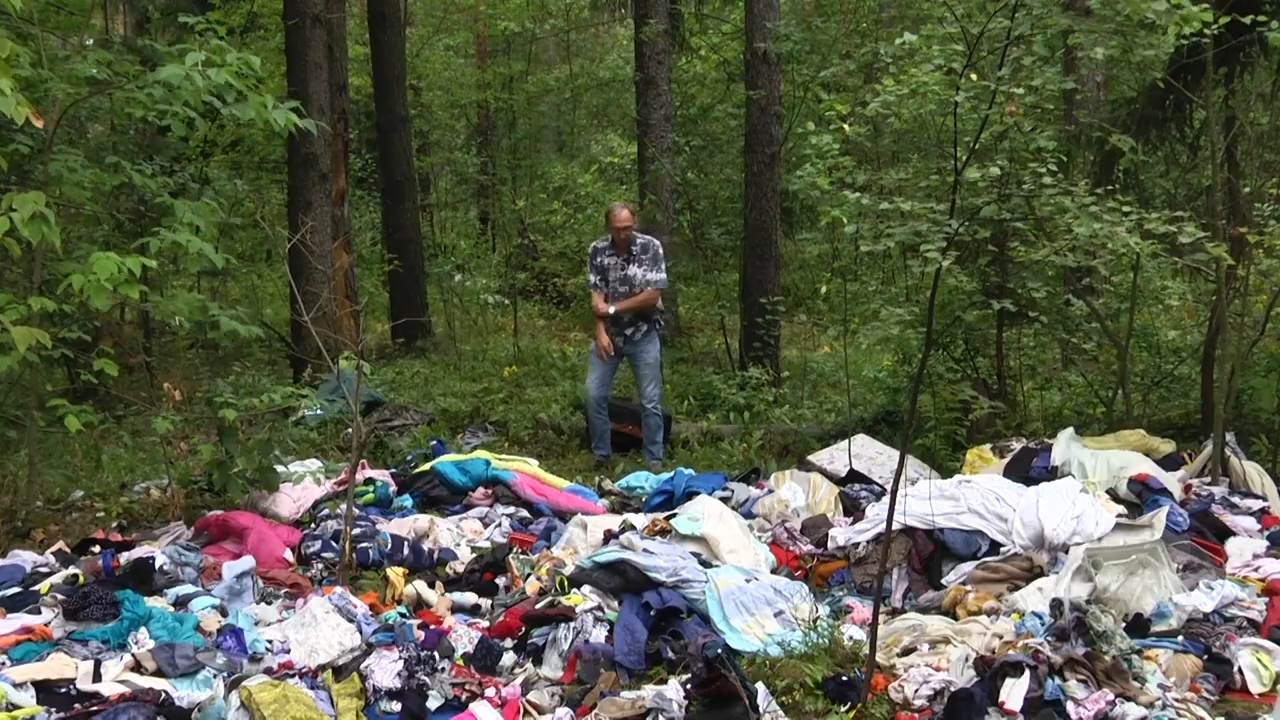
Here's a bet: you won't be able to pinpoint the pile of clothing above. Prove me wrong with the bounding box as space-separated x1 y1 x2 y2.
2 426 1278 720
0 446 798 720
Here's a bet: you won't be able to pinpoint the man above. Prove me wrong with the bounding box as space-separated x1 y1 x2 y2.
585 201 667 469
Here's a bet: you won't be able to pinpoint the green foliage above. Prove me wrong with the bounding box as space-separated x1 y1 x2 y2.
5 0 1280 708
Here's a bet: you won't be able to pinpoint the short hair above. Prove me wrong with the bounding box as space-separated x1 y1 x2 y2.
605 201 636 225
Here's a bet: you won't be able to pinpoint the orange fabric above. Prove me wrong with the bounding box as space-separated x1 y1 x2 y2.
809 559 848 589
0 624 53 650
356 590 393 616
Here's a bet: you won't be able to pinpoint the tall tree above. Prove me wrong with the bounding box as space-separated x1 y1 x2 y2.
368 0 431 345
739 0 783 380
634 0 680 336
327 0 361 350
475 0 497 253
284 0 340 380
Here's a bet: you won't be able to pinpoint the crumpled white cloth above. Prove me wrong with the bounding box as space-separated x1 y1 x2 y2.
257 596 362 669
1051 426 1183 501
887 666 959 709
1171 578 1250 614
828 475 1115 552
1236 637 1280 695
1225 536 1280 581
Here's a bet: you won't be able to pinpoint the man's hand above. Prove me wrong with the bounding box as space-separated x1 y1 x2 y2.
591 295 610 318
595 331 614 361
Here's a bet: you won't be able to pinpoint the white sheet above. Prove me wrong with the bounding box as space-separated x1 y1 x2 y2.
827 475 1116 552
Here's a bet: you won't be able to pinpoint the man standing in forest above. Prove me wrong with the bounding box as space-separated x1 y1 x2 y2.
585 201 667 470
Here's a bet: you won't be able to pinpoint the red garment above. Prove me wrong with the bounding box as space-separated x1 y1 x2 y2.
559 651 580 683
415 609 444 626
1265 578 1280 598
1263 596 1280 641
193 511 301 570
490 598 536 640
769 543 806 578
1264 515 1280 531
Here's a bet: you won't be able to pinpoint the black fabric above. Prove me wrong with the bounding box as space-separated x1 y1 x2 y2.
581 399 673 453
1123 613 1151 639
69 537 136 558
819 673 861 707
1155 451 1187 472
61 584 122 623
1188 509 1236 545
106 556 168 596
568 564 659 597
833 466 878 488
799 515 835 549
466 635 504 676
0 589 40 614
442 545 511 598
1001 445 1055 487
942 677 990 720
395 469 468 508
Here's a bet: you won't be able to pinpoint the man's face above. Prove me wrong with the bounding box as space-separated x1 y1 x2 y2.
608 210 635 245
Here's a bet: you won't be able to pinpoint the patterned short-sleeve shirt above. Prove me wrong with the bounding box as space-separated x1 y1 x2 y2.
588 232 667 345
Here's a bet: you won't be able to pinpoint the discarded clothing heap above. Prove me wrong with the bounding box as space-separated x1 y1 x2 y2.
4 426 1278 720
803 428 1280 720
0 439 806 720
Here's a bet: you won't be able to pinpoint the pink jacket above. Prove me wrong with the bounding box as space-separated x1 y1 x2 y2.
507 472 605 516
193 510 302 569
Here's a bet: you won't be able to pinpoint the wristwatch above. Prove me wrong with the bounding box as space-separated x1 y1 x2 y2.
607 305 616 316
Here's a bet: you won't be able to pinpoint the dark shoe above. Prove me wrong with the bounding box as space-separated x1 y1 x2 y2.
648 460 663 473
594 456 612 470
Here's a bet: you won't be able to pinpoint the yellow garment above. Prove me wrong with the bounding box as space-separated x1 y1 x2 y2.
414 450 572 490
1080 429 1176 459
0 709 43 720
239 679 327 720
323 669 365 720
383 567 408 605
962 445 998 475
1161 653 1203 689
751 470 844 522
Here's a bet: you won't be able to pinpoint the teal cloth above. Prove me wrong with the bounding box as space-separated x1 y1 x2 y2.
4 640 55 663
226 609 266 655
70 590 205 649
432 459 515 493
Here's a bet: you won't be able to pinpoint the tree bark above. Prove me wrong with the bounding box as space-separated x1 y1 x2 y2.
634 0 680 337
740 0 783 381
327 0 361 350
476 2 497 254
285 0 339 381
368 0 431 346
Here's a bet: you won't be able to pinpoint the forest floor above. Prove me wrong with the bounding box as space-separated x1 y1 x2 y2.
4 304 907 718
1 307 1267 719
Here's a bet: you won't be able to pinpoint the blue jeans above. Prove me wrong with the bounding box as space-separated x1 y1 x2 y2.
585 332 664 463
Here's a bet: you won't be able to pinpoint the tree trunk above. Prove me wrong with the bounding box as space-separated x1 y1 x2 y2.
476 2 497 254
739 0 783 381
327 0 361 350
285 0 339 381
634 0 681 338
368 0 431 346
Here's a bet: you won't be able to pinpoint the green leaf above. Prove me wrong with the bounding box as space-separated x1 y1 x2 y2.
64 413 83 432
92 255 117 280
93 357 119 377
8 324 51 353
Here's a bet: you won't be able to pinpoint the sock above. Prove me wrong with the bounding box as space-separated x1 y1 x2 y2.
212 556 258 611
